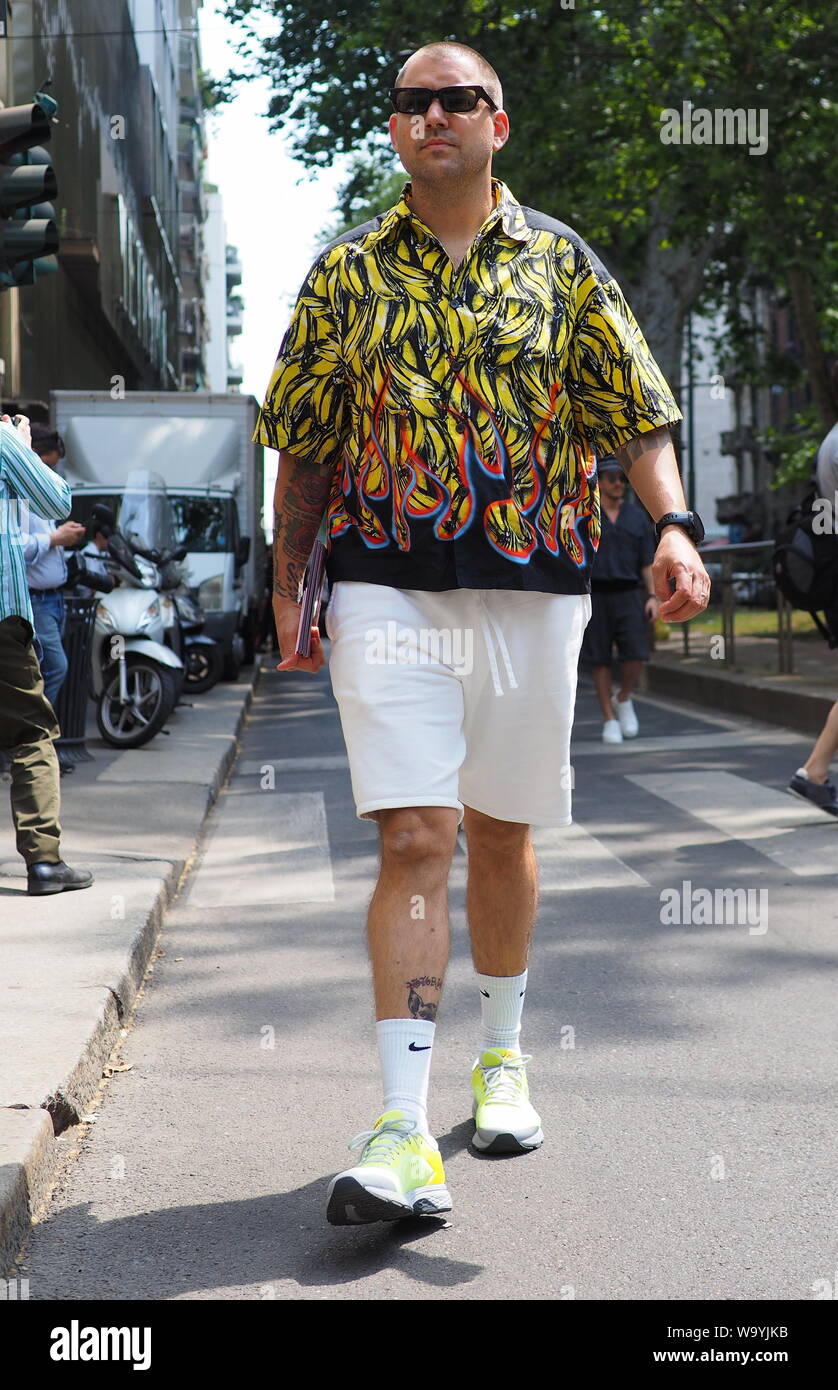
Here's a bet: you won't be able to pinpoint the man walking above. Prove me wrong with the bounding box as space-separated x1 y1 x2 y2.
580 455 660 743
0 415 93 895
788 374 838 811
255 41 709 1225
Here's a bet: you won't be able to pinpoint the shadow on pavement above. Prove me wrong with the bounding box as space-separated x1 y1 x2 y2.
27 1179 484 1299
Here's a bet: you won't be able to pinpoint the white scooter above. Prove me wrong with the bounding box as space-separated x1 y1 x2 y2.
89 475 186 749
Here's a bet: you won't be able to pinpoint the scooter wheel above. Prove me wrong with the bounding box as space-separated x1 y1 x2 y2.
184 640 224 694
97 658 180 748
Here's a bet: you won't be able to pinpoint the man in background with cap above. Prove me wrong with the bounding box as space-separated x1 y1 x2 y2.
580 455 658 743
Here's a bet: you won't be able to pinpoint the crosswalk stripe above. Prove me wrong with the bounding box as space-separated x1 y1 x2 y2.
571 728 805 757
238 756 349 775
627 771 838 877
186 791 336 907
531 823 650 890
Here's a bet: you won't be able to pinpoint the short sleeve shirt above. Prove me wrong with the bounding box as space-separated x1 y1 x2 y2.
591 499 656 585
254 179 682 595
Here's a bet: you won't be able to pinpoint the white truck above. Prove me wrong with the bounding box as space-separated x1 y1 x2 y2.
53 390 267 678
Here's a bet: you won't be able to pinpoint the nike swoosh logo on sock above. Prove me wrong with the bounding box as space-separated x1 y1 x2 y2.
480 990 490 997
408 1042 431 1051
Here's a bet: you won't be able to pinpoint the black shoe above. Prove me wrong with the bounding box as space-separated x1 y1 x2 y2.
27 860 94 895
788 771 838 817
58 762 75 776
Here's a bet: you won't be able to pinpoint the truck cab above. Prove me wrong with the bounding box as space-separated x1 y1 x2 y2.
168 487 252 675
52 390 267 681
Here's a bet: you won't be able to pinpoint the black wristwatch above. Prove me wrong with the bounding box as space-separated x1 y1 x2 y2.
654 510 705 546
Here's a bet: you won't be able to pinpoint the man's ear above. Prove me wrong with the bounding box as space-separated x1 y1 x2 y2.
388 113 399 151
492 111 510 152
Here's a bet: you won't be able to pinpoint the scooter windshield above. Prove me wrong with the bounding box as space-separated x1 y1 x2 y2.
119 469 178 558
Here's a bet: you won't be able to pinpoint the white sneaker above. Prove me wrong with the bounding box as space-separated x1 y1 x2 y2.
602 719 623 743
326 1111 452 1225
616 697 639 738
472 1050 543 1154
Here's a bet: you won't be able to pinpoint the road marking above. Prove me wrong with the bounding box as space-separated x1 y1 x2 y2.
238 756 349 775
531 823 649 890
186 791 336 906
628 771 838 877
571 728 805 756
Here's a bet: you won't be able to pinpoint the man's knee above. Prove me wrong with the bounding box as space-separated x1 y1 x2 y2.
377 806 459 869
463 805 531 854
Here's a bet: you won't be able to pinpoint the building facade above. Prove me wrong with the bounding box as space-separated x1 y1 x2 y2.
685 295 813 541
0 0 219 407
203 189 243 393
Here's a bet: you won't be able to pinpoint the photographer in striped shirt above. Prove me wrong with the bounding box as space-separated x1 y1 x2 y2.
0 414 93 895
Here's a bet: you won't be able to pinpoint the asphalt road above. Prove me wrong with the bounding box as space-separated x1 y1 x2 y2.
18 660 838 1301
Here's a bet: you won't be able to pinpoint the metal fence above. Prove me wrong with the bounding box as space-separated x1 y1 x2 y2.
686 539 796 673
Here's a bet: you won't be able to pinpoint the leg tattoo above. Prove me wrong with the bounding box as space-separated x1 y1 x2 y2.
407 975 443 1022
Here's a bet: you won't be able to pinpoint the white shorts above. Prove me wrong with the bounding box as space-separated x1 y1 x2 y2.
324 581 591 827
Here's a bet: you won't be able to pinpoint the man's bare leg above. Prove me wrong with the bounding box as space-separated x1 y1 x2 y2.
592 664 616 722
616 658 643 703
368 806 459 1020
462 806 537 976
803 700 838 782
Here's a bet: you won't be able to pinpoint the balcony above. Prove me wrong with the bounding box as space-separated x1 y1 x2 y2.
225 245 242 289
226 300 243 336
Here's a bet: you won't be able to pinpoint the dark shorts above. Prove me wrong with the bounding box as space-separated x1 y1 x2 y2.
580 587 650 666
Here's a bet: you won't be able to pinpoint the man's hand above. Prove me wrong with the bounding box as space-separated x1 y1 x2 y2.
2 412 31 450
653 527 711 621
51 521 86 548
644 593 660 622
272 593 325 673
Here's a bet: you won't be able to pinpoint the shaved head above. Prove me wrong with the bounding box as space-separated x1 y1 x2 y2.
395 43 503 110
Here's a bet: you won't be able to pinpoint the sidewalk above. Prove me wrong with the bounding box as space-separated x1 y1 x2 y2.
645 627 836 737
0 664 261 1274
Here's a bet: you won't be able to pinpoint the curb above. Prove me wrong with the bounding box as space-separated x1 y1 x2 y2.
0 662 261 1276
645 658 834 738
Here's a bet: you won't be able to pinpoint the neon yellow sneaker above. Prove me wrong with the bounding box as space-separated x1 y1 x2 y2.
326 1111 452 1225
472 1049 544 1154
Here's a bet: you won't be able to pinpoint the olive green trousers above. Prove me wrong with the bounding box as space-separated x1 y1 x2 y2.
0 615 62 866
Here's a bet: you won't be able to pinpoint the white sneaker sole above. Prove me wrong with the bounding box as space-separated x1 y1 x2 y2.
326 1175 452 1225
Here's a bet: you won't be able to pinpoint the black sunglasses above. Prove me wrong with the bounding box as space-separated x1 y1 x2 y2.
389 85 498 115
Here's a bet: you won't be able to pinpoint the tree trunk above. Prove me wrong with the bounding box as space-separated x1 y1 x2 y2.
785 264 836 431
606 198 725 463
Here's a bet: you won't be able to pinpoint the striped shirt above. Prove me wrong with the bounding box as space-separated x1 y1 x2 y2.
0 422 72 629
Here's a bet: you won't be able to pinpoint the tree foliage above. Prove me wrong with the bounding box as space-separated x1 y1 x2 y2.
220 0 838 426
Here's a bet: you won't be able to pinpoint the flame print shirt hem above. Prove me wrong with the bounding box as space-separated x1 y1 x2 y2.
254 180 682 595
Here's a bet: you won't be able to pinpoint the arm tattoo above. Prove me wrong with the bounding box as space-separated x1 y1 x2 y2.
273 463 331 601
407 976 442 1022
614 425 671 475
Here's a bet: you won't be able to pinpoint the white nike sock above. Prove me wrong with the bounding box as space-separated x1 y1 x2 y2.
376 1018 435 1138
477 969 528 1053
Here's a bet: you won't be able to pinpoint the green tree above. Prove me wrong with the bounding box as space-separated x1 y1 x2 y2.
221 0 838 423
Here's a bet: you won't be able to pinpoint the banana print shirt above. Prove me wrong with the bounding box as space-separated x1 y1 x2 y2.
254 179 682 594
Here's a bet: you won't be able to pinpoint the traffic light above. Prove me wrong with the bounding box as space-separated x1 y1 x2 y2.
0 90 59 291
